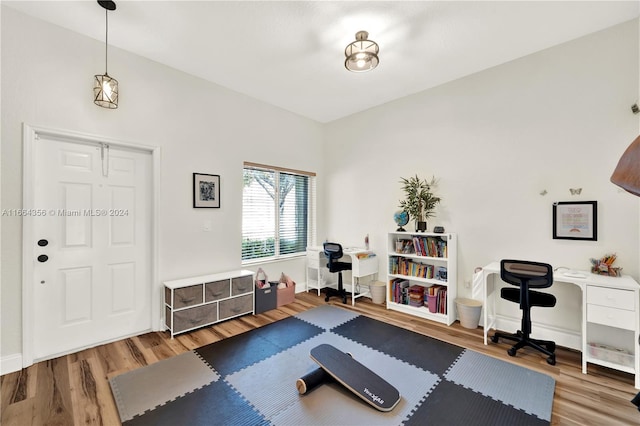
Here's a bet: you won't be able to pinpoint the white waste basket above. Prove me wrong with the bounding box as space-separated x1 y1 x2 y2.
455 298 482 329
369 281 387 304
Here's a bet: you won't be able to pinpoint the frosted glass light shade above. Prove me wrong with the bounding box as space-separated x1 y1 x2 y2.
94 74 118 109
344 31 379 72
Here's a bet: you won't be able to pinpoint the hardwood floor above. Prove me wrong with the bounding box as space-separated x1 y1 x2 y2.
2 291 639 425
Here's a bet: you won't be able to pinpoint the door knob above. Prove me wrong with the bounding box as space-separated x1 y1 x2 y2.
37 239 48 247
37 254 48 263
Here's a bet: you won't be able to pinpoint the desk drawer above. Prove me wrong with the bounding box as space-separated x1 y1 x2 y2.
587 304 636 330
587 286 635 311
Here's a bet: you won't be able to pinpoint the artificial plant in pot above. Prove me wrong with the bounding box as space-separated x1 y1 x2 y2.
399 175 441 232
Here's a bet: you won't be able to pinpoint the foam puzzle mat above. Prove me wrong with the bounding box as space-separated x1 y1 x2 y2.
109 305 555 425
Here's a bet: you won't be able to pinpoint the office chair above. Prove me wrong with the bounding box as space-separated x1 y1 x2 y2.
323 242 352 304
491 259 557 365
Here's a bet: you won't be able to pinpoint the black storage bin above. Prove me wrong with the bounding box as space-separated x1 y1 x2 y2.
255 282 278 314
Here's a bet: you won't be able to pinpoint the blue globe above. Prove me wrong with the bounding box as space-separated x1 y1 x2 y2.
394 210 409 231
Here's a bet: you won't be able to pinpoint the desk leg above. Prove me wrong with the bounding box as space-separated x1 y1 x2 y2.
483 272 488 345
351 275 356 306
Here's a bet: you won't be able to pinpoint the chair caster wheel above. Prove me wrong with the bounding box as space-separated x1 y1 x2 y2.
546 342 556 352
325 296 330 302
547 356 556 365
507 348 517 357
491 335 499 343
342 296 347 304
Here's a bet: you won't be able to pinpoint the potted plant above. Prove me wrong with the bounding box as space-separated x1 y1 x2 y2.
399 175 441 232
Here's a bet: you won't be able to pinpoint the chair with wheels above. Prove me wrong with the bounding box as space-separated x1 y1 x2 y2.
323 242 351 304
491 259 557 365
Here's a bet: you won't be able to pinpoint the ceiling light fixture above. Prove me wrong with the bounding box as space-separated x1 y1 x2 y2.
93 0 118 109
344 31 379 72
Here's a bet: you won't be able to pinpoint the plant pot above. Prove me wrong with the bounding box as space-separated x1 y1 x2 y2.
416 221 427 232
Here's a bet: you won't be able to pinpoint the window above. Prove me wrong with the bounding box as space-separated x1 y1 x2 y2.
242 162 316 262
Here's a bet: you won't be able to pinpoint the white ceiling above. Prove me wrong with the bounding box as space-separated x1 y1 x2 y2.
5 1 639 123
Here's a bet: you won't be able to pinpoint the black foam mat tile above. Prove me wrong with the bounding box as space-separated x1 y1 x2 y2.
404 379 548 426
333 315 464 375
195 316 322 375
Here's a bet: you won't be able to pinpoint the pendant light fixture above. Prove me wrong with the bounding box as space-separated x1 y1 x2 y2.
344 31 379 72
93 0 118 109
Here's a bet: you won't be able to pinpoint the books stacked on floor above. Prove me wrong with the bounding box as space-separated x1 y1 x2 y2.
425 285 447 314
408 285 425 307
389 257 435 279
390 278 410 304
411 236 448 258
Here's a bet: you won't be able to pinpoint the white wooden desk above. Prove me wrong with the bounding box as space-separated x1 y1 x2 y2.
481 261 640 388
306 246 378 306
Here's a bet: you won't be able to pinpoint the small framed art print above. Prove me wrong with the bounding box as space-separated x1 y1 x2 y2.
193 173 220 208
552 201 597 241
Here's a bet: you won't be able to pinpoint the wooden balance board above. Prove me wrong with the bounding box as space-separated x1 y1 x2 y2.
309 343 401 412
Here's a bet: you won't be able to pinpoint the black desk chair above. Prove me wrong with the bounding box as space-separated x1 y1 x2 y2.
323 242 351 304
491 259 557 365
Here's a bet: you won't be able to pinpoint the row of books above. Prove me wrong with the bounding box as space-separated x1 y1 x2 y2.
412 236 448 258
389 279 447 314
394 237 448 258
389 257 448 281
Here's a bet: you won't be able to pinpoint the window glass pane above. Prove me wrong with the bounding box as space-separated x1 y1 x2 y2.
242 169 276 260
242 165 312 262
279 173 308 255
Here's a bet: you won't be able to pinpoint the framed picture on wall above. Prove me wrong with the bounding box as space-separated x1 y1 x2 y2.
193 173 220 208
552 201 597 241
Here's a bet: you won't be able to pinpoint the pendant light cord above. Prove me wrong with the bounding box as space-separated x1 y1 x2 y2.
104 8 109 75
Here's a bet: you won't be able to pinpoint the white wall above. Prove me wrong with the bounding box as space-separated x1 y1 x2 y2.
324 19 640 305
1 7 325 362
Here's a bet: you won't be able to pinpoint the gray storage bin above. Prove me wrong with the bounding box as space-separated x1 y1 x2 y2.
255 282 277 314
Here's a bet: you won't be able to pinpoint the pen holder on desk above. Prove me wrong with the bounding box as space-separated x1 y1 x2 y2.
590 256 622 277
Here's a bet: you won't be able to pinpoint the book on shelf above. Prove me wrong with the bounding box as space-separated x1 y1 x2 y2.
408 285 425 307
410 236 448 258
390 256 435 279
394 239 414 254
390 278 410 304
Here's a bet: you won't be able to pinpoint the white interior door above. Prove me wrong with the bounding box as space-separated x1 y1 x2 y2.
30 135 152 361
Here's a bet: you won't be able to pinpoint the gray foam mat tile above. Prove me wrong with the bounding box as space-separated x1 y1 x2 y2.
271 383 400 426
445 349 555 421
294 305 359 330
109 351 220 422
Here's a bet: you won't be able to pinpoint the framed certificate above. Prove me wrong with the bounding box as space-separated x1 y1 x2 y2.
552 201 597 241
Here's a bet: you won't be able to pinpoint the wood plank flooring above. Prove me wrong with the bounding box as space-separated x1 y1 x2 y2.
2 291 639 425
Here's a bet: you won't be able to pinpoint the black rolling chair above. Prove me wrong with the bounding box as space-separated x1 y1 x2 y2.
491 259 557 365
323 242 352 304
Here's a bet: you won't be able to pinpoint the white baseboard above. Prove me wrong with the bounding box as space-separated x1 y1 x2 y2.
494 315 581 351
1 353 23 376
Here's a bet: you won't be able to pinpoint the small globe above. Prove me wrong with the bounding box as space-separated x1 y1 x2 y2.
393 210 409 231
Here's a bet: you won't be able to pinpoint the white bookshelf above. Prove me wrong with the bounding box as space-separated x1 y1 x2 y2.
386 231 457 325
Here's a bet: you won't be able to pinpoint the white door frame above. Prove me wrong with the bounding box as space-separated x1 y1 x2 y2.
22 123 161 368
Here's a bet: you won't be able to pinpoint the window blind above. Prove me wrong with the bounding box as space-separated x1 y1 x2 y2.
242 164 315 262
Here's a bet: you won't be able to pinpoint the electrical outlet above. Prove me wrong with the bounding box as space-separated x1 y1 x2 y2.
464 280 471 289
